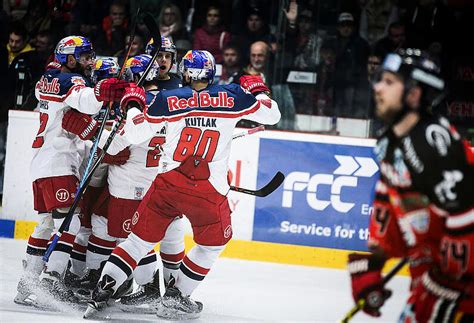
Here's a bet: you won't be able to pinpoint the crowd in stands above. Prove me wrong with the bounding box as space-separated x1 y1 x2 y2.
1 0 474 197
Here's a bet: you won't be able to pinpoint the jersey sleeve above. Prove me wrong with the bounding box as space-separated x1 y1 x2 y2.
63 76 102 115
98 127 130 156
229 84 281 125
368 180 408 257
409 118 473 217
242 93 281 125
123 107 157 145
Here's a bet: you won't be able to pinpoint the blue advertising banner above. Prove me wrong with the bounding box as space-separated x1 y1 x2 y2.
253 138 379 251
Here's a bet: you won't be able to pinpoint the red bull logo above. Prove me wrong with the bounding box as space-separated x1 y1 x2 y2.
63 36 84 47
167 92 234 111
126 57 143 69
183 50 194 62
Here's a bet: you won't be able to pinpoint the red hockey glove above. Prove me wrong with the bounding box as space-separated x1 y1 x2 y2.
120 83 146 113
100 147 130 165
62 109 98 140
240 75 270 96
94 78 129 102
348 253 391 317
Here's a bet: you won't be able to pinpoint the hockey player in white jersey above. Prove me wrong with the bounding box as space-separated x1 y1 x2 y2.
84 50 281 319
62 38 187 312
14 36 130 307
63 57 130 288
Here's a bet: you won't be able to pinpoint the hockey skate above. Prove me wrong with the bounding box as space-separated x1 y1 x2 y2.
119 270 162 313
70 267 102 299
63 264 84 289
83 274 115 319
39 270 79 303
13 260 40 306
156 277 203 320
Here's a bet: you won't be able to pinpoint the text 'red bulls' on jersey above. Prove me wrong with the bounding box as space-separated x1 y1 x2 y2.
124 83 280 195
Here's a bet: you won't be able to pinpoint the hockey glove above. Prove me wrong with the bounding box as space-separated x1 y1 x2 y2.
94 78 130 102
62 109 98 140
240 75 270 96
348 253 391 317
100 147 130 165
120 83 147 113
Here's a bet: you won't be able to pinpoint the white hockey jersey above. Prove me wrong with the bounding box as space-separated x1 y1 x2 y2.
124 83 281 195
31 68 102 181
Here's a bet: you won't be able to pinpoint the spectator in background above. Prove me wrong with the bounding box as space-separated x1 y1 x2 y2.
313 43 337 115
6 22 34 66
329 12 370 118
20 0 52 39
241 41 271 82
374 21 406 58
218 43 242 84
234 40 272 128
69 0 109 42
354 49 382 122
96 1 129 56
234 8 277 64
114 31 145 67
32 30 55 69
193 5 230 64
357 0 399 45
292 8 323 71
158 2 185 40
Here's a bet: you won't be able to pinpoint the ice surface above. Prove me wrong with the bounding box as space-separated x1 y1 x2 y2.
0 238 409 322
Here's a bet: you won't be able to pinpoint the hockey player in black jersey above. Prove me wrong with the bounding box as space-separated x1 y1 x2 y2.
347 48 474 321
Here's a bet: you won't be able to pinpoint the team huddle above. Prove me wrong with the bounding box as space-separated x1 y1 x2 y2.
10 30 474 322
13 34 280 319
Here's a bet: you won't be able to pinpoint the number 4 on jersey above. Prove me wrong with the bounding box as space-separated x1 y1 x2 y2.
173 127 220 162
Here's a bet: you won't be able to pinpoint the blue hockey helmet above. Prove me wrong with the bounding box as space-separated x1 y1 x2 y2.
179 50 216 84
145 36 177 63
91 57 120 84
54 36 95 65
124 54 158 82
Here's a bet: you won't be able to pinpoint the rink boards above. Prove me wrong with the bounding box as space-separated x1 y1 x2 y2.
0 110 406 272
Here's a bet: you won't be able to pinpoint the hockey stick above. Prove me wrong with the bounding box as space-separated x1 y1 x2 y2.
43 7 144 262
77 13 161 190
79 6 142 190
232 125 265 140
230 171 285 197
340 257 408 323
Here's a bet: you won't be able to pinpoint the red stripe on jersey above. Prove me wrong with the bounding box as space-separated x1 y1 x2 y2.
113 246 138 268
260 99 272 109
89 234 117 248
133 114 145 125
160 251 185 264
182 256 210 276
28 236 49 249
60 232 76 245
39 94 64 102
144 100 261 123
72 242 87 254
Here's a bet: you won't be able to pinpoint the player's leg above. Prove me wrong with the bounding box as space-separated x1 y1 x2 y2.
160 216 186 285
67 184 104 281
120 216 186 310
14 194 54 305
157 169 232 319
84 181 177 318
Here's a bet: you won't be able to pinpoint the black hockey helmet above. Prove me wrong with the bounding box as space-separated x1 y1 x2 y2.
376 48 445 108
